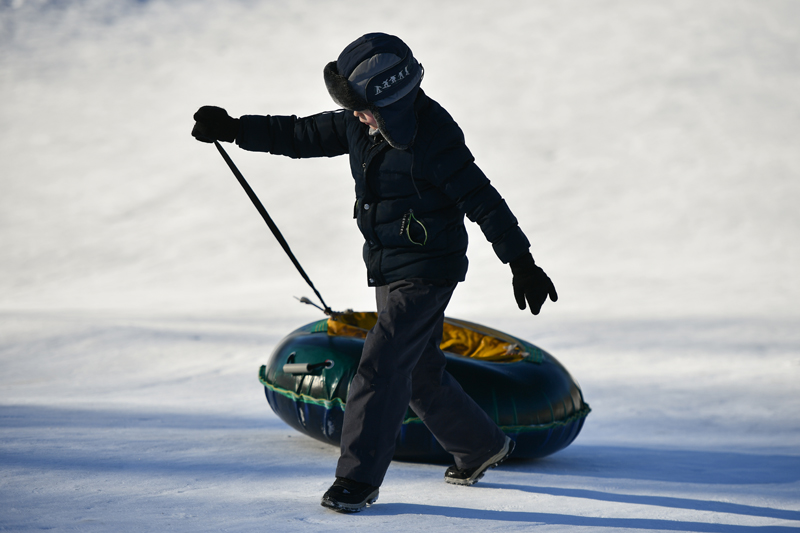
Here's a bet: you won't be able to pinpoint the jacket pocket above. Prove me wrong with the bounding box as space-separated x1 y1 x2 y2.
400 209 428 246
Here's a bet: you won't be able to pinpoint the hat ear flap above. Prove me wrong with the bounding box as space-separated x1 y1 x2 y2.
372 101 416 150
324 61 370 110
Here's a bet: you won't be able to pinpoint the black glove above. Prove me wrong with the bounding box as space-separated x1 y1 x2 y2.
192 106 239 143
510 252 558 315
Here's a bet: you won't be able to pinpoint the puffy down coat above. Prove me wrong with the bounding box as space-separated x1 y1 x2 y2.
236 89 529 286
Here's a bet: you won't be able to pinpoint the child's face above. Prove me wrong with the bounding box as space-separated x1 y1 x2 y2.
354 110 378 130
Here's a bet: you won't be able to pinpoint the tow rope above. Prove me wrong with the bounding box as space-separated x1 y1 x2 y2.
211 140 332 315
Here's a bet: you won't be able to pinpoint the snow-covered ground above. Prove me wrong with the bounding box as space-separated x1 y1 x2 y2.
1 0 799 530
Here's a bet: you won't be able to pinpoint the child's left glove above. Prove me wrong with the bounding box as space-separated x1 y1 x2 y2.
510 252 558 315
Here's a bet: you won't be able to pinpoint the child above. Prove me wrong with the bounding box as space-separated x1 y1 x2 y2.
193 32 557 513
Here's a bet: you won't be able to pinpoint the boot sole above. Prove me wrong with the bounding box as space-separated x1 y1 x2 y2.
320 489 379 513
445 437 515 486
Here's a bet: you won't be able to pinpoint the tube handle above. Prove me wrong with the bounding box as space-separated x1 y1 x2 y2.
283 360 334 374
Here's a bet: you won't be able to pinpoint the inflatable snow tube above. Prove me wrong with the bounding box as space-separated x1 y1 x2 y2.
259 312 590 462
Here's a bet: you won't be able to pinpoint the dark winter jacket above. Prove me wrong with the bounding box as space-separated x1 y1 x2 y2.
236 90 530 286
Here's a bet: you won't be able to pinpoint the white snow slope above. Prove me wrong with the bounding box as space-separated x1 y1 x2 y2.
1 0 799 531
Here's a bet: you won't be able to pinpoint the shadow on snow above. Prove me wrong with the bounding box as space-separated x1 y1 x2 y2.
371 503 797 532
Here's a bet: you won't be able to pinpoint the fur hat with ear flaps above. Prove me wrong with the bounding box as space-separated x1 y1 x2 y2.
324 33 423 150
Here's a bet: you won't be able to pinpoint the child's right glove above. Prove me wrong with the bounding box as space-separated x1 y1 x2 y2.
510 252 558 315
192 106 239 143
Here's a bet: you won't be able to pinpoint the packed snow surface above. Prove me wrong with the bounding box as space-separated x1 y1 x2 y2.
1 0 799 531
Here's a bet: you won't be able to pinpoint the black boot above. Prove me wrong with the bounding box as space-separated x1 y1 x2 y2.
321 477 380 513
444 436 515 486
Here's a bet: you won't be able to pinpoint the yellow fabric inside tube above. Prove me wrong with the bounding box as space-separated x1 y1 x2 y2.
327 312 530 363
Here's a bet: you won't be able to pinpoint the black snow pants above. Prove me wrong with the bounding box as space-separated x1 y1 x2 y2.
335 278 507 487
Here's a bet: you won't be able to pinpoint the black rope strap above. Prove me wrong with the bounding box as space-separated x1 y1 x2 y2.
213 140 332 315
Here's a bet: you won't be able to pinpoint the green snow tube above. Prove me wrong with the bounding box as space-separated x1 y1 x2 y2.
259 312 590 462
